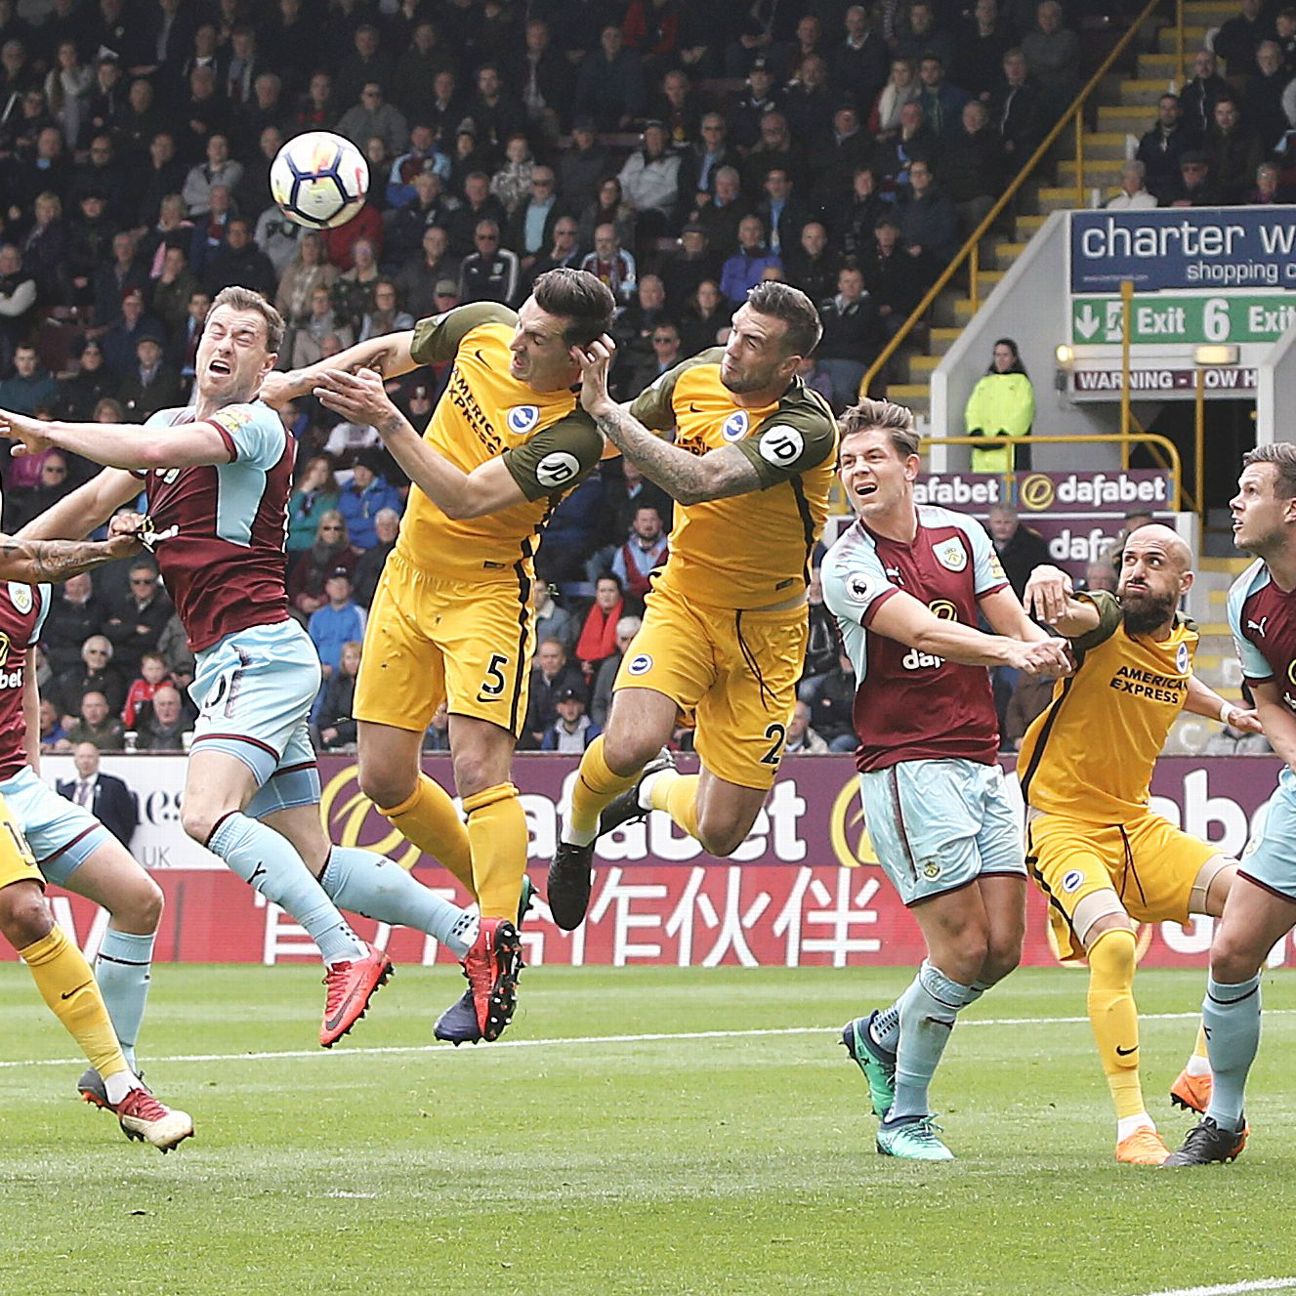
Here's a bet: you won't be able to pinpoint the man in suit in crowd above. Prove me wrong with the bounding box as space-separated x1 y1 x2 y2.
58 742 138 848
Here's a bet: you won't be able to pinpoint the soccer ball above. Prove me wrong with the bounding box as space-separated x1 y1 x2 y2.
270 131 368 230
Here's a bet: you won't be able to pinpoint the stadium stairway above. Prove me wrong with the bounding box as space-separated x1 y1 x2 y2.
887 0 1232 421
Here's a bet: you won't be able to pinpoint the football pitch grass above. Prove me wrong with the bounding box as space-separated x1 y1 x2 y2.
0 965 1294 1296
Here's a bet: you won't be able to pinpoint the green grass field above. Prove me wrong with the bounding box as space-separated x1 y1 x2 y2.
0 964 1294 1296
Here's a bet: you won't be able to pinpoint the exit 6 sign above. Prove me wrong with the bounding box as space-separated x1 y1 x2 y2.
1070 294 1296 345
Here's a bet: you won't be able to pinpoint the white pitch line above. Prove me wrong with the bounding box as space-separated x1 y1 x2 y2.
1137 1281 1296 1296
1 1007 1291 1074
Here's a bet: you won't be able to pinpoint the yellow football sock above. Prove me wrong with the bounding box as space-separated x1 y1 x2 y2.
1086 926 1145 1121
379 775 475 894
463 783 527 921
20 927 127 1080
568 736 637 839
649 771 701 842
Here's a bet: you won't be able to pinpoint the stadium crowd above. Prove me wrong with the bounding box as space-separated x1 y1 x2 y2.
1 0 1293 756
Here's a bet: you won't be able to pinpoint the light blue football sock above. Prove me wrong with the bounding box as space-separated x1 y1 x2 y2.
208 812 366 965
1203 972 1261 1133
888 960 980 1121
872 976 986 1057
321 847 478 958
94 927 155 1072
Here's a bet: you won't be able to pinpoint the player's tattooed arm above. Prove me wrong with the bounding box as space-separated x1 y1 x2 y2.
592 402 762 505
0 532 139 583
574 337 762 505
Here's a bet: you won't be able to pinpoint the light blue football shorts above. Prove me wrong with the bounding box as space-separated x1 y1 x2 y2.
0 765 114 887
1239 765 1296 903
857 757 1026 907
189 619 321 814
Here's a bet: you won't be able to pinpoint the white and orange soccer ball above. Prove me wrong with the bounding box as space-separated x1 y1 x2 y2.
270 131 368 230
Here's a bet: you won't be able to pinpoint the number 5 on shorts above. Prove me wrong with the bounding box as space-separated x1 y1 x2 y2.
477 653 510 703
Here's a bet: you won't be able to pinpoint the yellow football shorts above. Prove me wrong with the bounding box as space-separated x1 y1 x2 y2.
614 578 807 789
354 550 534 738
0 793 41 892
1027 809 1219 960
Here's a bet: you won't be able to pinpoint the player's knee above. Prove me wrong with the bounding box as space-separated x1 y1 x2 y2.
119 874 164 932
602 729 661 779
0 883 53 949
358 762 415 812
1210 929 1261 985
180 802 222 845
980 936 1022 985
451 749 509 801
697 822 750 858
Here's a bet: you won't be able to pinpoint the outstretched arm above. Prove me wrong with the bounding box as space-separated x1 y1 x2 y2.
1022 563 1103 637
311 366 527 519
261 329 418 407
0 407 230 471
0 531 141 583
574 335 763 506
1186 673 1262 732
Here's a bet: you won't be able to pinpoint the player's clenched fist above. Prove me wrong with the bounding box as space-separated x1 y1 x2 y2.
1010 636 1072 677
1023 564 1074 625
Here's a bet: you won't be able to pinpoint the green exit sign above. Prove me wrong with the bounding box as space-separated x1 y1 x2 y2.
1070 294 1296 345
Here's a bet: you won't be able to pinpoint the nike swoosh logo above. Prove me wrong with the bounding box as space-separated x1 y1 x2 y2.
688 402 701 412
323 985 360 1034
474 349 487 364
62 982 92 1000
1115 1044 1138 1056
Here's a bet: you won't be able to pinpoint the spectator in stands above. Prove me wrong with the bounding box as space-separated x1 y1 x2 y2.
1179 50 1231 137
782 222 841 310
872 59 920 141
873 100 937 193
783 53 834 142
537 472 606 584
577 175 637 261
677 278 733 354
676 113 738 220
986 503 1050 597
939 101 1004 236
19 190 69 308
515 216 582 303
337 450 403 552
1106 159 1158 210
181 132 242 217
742 110 802 194
5 451 73 532
533 581 578 654
0 244 37 372
1203 96 1264 204
93 232 148 330
580 223 638 306
574 24 647 130
618 120 682 242
993 48 1045 171
857 216 922 336
491 133 538 216
817 264 881 413
458 219 519 305
1204 721 1273 756
39 698 65 752
610 505 668 610
800 565 839 696
1248 161 1296 203
151 246 199 339
104 560 172 679
1164 149 1224 206
832 6 889 109
1002 671 1053 750
785 700 829 754
0 343 56 414
558 118 611 214
55 339 113 422
1081 559 1117 593
727 57 782 150
288 510 359 617
331 237 382 335
315 641 363 752
955 0 1016 101
358 280 413 343
806 651 857 752
513 18 569 138
394 225 459 321
289 286 354 370
40 573 102 678
523 637 587 749
541 686 600 752
275 238 343 354
754 167 810 260
917 56 969 140
118 333 183 418
102 287 162 377
1215 0 1271 77
575 574 627 679
1021 0 1079 117
65 690 126 752
52 635 124 726
504 165 566 270
721 215 780 305
897 0 957 71
287 454 340 563
966 338 1035 471
309 569 366 683
622 309 680 399
353 507 399 610
898 158 959 264
121 651 171 730
173 288 210 388
808 104 872 204
336 81 408 157
796 353 836 405
137 683 190 752
1243 41 1290 151
590 615 641 728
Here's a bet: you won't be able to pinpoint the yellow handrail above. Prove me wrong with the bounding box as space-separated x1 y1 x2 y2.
917 433 1184 511
862 0 1171 395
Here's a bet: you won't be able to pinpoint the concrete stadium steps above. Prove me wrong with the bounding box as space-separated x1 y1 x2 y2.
992 241 1029 269
929 327 963 355
1097 103 1158 132
1081 131 1133 160
1118 77 1180 105
885 383 931 417
1059 159 1127 188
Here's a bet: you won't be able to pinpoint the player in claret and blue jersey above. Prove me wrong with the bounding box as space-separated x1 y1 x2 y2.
1166 443 1296 1166
822 399 1070 1162
0 286 501 1053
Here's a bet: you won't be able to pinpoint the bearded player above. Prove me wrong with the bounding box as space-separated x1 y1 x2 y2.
1022 526 1254 1164
822 401 1070 1161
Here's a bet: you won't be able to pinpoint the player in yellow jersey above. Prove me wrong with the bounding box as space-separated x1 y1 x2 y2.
263 269 616 1042
1019 525 1260 1164
545 282 838 928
